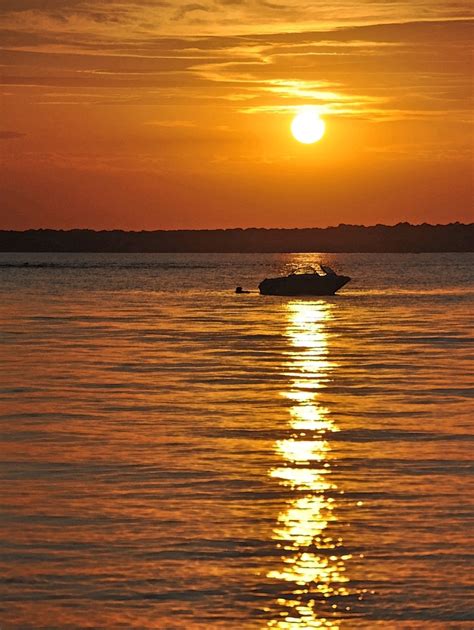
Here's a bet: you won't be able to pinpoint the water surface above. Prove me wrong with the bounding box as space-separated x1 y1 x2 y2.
0 253 473 629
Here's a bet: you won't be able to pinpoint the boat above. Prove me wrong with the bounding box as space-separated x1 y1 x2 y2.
258 264 351 296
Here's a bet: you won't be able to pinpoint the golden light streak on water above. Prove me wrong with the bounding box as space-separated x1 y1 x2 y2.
289 405 337 433
267 301 350 629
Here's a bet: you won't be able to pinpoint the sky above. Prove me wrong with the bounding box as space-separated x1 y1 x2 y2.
0 1 473 229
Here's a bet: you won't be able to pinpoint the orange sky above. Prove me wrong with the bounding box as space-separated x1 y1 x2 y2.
0 2 473 229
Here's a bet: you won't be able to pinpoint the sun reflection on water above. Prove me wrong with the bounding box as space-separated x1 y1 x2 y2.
267 301 350 629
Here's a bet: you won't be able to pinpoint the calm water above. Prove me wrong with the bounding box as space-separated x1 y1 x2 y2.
0 253 473 630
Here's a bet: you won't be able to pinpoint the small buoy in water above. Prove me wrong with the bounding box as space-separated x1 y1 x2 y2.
235 286 250 294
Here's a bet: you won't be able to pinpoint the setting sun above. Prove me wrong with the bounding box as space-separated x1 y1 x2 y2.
291 108 326 144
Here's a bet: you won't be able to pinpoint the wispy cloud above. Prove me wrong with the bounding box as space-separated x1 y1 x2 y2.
1 6 472 146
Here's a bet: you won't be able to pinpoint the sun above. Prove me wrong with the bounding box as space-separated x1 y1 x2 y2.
291 107 325 144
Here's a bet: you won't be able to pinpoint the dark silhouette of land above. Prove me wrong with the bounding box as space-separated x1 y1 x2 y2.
0 223 472 253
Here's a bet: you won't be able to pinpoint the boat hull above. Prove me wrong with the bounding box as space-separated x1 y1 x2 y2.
258 274 351 296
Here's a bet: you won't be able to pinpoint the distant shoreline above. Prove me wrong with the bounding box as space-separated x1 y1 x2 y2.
0 224 473 253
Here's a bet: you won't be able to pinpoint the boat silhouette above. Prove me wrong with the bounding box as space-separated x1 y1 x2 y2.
259 265 351 296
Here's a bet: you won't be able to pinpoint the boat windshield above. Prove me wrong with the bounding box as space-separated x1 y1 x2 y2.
289 265 322 276
288 264 338 276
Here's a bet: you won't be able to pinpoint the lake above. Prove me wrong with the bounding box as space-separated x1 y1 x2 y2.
0 252 473 629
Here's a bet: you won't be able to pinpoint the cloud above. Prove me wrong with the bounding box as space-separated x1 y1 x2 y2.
0 1 473 42
174 3 213 21
0 0 472 126
0 1 86 11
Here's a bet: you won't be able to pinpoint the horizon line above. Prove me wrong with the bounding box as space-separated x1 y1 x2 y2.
2 222 473 233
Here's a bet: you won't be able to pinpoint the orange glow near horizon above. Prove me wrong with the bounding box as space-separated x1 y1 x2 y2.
0 3 472 229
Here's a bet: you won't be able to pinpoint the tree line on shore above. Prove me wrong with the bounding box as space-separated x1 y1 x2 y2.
0 223 472 252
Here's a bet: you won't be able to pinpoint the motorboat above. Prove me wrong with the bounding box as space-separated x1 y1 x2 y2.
258 264 351 296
